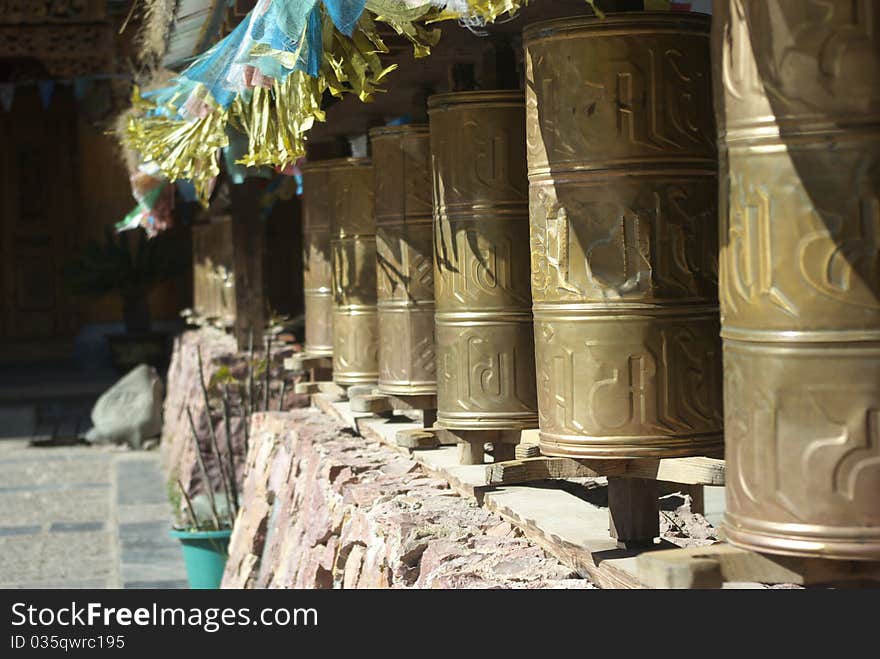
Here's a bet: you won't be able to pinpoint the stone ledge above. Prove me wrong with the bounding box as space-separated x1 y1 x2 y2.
222 410 593 589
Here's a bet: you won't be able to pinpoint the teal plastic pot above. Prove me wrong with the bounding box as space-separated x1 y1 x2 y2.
169 528 233 589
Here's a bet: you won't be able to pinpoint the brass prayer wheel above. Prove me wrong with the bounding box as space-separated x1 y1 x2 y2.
715 1 880 560
370 125 437 395
300 162 334 356
524 13 723 458
428 91 538 430
324 158 379 386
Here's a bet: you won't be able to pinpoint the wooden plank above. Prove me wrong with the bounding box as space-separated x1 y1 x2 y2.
519 428 540 445
318 382 346 397
485 456 725 487
284 354 332 371
384 393 437 412
486 457 626 485
295 382 323 395
625 456 725 486
637 543 880 589
312 392 372 429
354 413 495 500
415 446 491 501
396 428 440 450
356 415 418 456
515 444 541 459
482 485 649 589
350 393 394 414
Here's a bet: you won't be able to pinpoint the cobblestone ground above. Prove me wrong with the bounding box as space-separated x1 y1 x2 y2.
0 440 187 589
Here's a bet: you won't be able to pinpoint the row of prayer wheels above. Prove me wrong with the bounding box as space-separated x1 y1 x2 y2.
298 4 880 562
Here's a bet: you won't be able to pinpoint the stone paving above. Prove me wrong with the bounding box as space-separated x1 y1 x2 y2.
0 439 187 589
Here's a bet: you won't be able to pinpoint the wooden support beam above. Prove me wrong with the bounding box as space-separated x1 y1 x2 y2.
626 456 725 486
492 443 516 462
396 428 440 450
608 478 659 549
637 543 880 589
284 354 333 371
515 444 541 459
319 382 347 398
349 393 394 414
485 456 725 487
458 440 485 465
295 382 323 395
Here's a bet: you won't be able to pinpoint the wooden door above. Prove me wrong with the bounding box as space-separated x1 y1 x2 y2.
0 86 78 340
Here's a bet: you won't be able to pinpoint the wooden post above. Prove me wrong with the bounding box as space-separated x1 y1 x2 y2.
492 442 516 463
608 477 659 549
688 485 705 516
458 440 485 465
230 178 267 351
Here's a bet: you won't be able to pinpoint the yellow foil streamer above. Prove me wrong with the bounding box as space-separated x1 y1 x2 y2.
124 0 538 206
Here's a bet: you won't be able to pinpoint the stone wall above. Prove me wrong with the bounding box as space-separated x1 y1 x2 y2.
223 410 592 589
161 328 307 502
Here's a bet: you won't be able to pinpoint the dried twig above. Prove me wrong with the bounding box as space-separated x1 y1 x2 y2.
277 380 286 412
177 479 200 530
221 385 238 511
186 406 222 530
264 335 272 412
196 346 235 517
247 329 255 418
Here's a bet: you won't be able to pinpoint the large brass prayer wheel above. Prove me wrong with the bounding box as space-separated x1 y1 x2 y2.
429 91 538 430
524 13 723 458
370 125 437 395
715 1 880 560
326 158 379 385
300 163 334 356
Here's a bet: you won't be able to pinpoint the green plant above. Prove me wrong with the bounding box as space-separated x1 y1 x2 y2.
65 226 187 333
174 337 292 531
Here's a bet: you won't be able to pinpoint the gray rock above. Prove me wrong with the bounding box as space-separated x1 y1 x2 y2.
86 365 163 449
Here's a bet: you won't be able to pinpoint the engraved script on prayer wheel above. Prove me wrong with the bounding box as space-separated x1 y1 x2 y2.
715 1 880 560
370 125 437 395
326 158 379 386
524 13 723 458
300 163 334 356
428 91 538 430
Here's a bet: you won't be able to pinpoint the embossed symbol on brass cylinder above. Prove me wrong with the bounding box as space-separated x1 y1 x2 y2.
370 125 437 396
715 0 880 560
322 158 378 386
300 163 334 356
524 13 723 458
429 91 539 430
